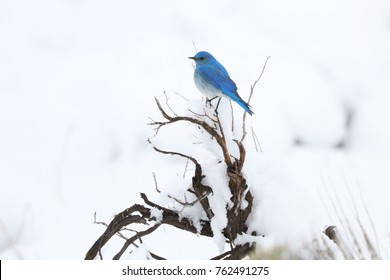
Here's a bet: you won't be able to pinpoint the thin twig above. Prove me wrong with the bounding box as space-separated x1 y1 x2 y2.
113 224 161 260
249 56 271 104
163 91 178 117
0 218 23 259
152 172 161 193
192 41 198 53
174 91 189 102
168 189 212 207
93 212 128 240
229 100 235 132
188 108 207 118
214 110 227 151
152 145 200 167
183 158 190 178
241 56 271 142
210 244 252 260
149 251 166 260
151 98 232 166
251 126 262 152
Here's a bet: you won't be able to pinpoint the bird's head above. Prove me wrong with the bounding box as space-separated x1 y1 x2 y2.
188 51 215 65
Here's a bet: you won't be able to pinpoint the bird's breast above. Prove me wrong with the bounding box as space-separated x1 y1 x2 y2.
194 70 222 98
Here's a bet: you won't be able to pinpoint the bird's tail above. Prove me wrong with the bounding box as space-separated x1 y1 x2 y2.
230 93 254 115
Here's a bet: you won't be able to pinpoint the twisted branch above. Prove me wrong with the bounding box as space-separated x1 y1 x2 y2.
151 98 232 166
86 84 262 259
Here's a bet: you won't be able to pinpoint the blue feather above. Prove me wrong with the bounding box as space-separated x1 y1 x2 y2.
189 51 254 115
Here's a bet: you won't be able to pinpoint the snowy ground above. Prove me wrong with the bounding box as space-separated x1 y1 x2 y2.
1 0 390 259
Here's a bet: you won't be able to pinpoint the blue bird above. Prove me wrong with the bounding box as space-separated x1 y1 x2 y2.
189 51 253 115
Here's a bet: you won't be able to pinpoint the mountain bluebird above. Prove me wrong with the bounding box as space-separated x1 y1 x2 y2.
189 51 254 115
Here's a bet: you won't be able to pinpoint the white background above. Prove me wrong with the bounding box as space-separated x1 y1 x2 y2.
1 0 390 259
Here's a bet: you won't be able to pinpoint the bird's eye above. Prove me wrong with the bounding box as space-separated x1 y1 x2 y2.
199 57 204 60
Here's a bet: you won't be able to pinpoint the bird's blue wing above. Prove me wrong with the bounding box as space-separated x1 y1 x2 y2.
197 61 254 115
197 61 238 94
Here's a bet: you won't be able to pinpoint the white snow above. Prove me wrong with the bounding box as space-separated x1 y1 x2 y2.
150 208 163 224
1 0 390 259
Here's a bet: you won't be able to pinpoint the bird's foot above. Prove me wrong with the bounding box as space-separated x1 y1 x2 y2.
206 96 219 108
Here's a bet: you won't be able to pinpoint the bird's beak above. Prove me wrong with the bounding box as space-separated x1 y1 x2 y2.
188 56 196 60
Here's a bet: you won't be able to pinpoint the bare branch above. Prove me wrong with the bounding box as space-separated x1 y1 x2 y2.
174 91 189 102
229 100 235 132
249 56 271 104
151 98 232 166
211 243 254 260
146 145 214 220
241 56 271 142
113 224 161 260
85 204 152 260
152 144 200 167
152 172 161 193
233 139 246 172
251 126 262 152
94 212 128 240
182 158 190 178
163 91 178 117
192 41 198 53
168 189 212 207
149 251 167 260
